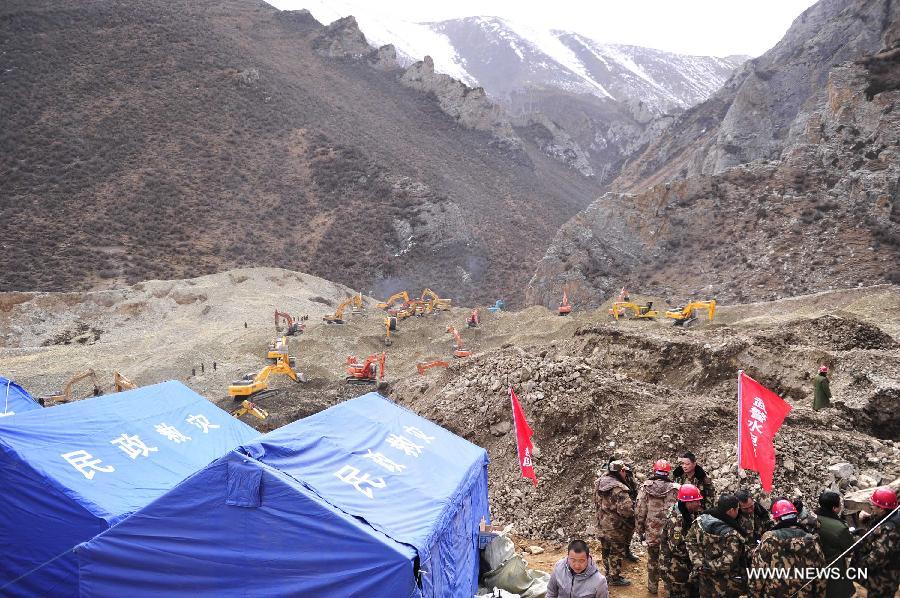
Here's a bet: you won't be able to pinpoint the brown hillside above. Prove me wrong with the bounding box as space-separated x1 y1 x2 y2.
0 0 600 304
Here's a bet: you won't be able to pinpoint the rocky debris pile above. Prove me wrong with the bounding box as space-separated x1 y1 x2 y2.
392 314 900 538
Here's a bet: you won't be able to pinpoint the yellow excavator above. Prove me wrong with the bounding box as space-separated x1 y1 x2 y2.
113 371 137 392
609 301 658 320
267 336 289 360
395 300 421 321
47 369 103 403
665 300 717 326
228 353 305 399
231 400 269 420
383 316 397 346
323 295 357 324
377 291 410 311
420 288 451 313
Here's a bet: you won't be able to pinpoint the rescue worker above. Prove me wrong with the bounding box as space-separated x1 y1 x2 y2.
546 539 609 598
813 365 832 410
594 460 635 586
686 494 748 597
815 490 855 598
736 489 772 545
851 487 900 598
635 459 678 595
749 499 826 597
660 483 703 598
672 452 716 510
620 457 640 563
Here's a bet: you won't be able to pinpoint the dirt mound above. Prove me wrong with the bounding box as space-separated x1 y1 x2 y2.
777 314 898 351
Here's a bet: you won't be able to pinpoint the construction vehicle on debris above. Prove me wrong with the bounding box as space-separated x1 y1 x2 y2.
228 353 305 400
377 291 410 311
346 352 385 383
393 300 421 320
467 309 479 328
665 300 717 326
275 310 304 335
446 326 471 358
609 301 658 320
323 293 364 324
558 290 572 316
416 360 449 375
231 400 269 420
420 288 451 313
487 299 505 313
113 371 137 392
267 336 289 360
47 369 103 403
383 317 397 346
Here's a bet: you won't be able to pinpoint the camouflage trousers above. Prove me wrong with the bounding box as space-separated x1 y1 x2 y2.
698 573 747 598
864 572 900 598
599 535 626 578
646 543 661 591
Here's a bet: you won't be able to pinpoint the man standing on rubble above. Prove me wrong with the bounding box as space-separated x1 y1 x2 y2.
546 539 609 598
851 487 900 598
736 489 772 544
660 484 703 598
686 494 748 597
813 365 833 410
594 460 635 587
636 459 678 595
672 452 716 510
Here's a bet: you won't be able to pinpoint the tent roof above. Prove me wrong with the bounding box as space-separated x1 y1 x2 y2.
241 392 489 553
0 380 258 523
0 375 41 417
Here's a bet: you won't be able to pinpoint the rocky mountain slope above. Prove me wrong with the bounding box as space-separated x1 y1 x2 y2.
527 0 900 308
2 268 897 541
0 0 601 304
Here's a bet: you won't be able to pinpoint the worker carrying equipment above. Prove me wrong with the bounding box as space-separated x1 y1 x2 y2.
346 352 386 383
446 326 471 358
228 353 305 399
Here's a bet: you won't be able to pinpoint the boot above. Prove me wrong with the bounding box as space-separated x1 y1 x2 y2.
609 576 632 586
625 548 640 562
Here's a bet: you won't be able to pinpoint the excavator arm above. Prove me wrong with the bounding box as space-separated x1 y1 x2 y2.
323 297 353 324
113 371 136 392
51 369 102 403
377 291 410 311
446 326 471 358
664 300 716 325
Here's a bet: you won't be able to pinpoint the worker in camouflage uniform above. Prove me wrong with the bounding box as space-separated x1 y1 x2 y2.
660 483 703 598
736 489 772 545
686 494 748 597
608 455 641 562
636 459 678 595
672 452 716 510
749 499 826 597
594 460 635 586
813 365 832 410
851 487 900 598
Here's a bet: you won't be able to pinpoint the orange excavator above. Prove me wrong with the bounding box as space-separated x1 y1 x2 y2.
47 369 103 403
275 310 304 336
558 290 572 316
467 309 479 328
446 326 471 358
113 371 137 392
228 353 305 400
377 291 410 311
323 293 363 324
346 352 386 383
383 317 397 346
416 360 449 375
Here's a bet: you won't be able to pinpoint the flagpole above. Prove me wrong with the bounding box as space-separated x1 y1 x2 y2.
737 370 744 477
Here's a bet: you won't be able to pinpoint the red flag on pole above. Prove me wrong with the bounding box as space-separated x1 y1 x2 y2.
509 386 538 487
737 371 792 492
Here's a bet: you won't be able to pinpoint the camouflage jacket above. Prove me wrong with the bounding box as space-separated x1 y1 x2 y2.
660 503 695 584
686 513 747 591
594 473 635 540
749 525 826 597
737 501 772 545
672 464 716 510
636 478 678 546
851 511 900 598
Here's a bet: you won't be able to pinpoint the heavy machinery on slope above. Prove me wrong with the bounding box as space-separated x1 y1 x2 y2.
609 301 658 320
274 310 304 336
558 290 572 316
228 353 305 400
267 336 289 360
487 300 505 313
377 291 410 311
416 360 449 375
47 369 103 403
383 317 398 346
420 288 451 313
346 352 386 384
231 400 269 420
323 297 353 324
665 300 717 326
446 326 471 358
467 309 479 328
113 371 137 392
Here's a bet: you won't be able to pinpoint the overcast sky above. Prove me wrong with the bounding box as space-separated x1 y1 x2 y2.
275 0 820 57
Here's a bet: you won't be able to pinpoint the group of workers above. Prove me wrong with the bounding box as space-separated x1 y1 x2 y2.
546 451 899 598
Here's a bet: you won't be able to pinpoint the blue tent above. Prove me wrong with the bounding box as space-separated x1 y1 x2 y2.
0 375 42 417
0 380 259 597
77 392 491 597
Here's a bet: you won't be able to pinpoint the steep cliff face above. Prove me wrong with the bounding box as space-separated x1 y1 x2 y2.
613 0 898 192
527 50 900 308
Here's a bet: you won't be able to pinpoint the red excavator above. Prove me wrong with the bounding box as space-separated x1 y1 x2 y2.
558 290 572 316
346 352 386 383
446 326 471 358
467 309 479 328
416 360 449 375
274 310 304 335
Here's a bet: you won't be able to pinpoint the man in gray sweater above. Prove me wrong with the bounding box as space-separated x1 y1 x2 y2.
546 539 609 598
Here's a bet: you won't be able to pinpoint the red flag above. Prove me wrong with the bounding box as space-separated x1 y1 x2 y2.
509 386 538 487
738 371 792 492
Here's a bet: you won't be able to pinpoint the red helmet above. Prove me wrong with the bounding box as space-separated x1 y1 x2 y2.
771 499 798 518
678 484 703 502
654 459 671 475
870 487 898 510
819 365 829 374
